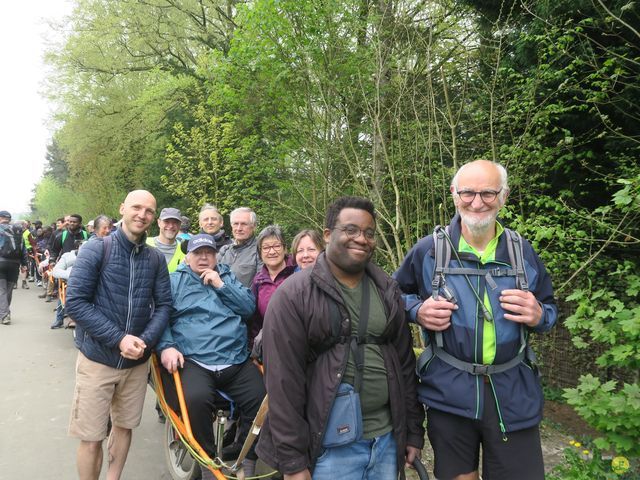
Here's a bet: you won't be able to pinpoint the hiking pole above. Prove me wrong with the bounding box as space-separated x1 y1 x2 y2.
230 395 269 480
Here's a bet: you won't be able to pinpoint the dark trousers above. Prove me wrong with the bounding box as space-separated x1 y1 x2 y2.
161 358 265 459
0 262 19 319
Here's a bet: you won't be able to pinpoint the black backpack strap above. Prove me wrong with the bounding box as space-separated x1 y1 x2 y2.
432 226 451 300
504 229 529 292
98 235 113 275
309 297 349 362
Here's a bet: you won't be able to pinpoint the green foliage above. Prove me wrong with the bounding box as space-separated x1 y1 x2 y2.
564 376 640 456
543 384 566 403
548 441 637 480
31 176 92 224
162 106 284 223
560 176 640 456
42 138 69 185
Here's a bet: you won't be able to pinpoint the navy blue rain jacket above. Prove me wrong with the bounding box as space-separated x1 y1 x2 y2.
393 215 558 432
66 228 172 369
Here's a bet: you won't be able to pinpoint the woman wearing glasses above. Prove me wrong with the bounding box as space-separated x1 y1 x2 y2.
250 225 297 349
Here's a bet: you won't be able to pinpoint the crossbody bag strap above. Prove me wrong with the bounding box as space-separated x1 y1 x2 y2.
351 275 370 393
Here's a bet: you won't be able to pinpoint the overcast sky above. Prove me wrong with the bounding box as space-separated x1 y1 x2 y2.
0 1 72 218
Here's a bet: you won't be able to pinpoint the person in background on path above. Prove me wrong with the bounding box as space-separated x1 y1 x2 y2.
257 197 424 480
34 225 50 287
65 190 172 480
146 207 186 273
46 216 67 256
198 204 232 248
86 220 95 236
291 229 325 271
92 215 113 239
217 207 262 288
50 239 84 329
49 213 88 264
177 215 192 242
0 211 28 325
20 220 35 289
394 160 558 480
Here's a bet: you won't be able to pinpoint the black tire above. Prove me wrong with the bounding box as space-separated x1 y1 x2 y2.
164 420 201 480
412 458 430 480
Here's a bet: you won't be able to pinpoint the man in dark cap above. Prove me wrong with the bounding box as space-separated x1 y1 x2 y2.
157 234 264 479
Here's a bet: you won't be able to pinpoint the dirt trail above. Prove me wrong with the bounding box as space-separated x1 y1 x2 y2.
0 286 169 479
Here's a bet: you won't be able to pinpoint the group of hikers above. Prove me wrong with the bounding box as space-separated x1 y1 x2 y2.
0 159 557 480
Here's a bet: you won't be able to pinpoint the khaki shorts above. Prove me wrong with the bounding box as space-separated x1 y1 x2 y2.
69 351 149 441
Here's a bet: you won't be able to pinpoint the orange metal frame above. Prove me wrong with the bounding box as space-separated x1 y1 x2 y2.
58 280 67 306
150 354 227 480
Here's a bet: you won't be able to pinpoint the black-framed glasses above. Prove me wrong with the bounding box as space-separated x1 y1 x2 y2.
456 189 502 203
261 243 283 253
334 224 376 241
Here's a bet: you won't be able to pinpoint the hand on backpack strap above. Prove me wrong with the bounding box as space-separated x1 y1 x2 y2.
416 296 458 331
500 289 542 327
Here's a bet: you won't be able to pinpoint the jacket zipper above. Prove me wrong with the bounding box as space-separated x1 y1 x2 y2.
117 247 136 369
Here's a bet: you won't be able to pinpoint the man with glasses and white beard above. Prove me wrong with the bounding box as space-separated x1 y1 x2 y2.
394 160 558 480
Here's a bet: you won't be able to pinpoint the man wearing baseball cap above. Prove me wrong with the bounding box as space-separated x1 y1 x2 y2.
146 207 186 273
156 234 265 479
0 210 28 325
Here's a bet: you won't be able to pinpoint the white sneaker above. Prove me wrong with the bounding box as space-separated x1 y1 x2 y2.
1 314 11 325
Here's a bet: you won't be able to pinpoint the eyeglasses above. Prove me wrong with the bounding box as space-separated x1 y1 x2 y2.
261 243 283 253
456 189 502 204
334 224 376 241
296 247 318 255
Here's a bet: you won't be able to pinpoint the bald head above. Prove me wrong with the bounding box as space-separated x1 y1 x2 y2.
450 160 509 237
451 160 508 195
119 190 157 243
123 189 156 208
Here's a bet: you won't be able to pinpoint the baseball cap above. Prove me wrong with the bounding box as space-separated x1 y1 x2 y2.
159 207 182 221
0 210 11 219
187 234 217 253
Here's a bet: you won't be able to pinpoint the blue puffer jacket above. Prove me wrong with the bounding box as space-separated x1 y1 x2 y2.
66 228 172 369
394 215 558 433
156 262 255 366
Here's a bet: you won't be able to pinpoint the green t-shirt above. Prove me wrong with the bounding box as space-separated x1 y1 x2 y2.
458 222 504 365
339 276 393 439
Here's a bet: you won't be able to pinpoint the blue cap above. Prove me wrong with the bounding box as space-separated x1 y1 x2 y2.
187 234 217 253
0 210 11 219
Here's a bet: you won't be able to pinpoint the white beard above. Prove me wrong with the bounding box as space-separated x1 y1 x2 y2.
459 209 498 235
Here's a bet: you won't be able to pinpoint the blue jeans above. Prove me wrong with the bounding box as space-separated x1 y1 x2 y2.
52 300 64 326
313 430 397 480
